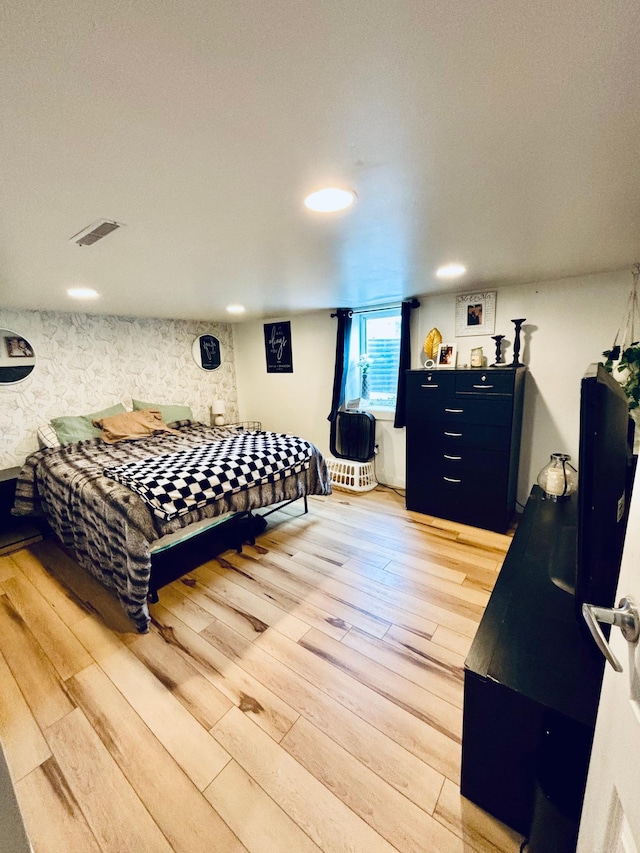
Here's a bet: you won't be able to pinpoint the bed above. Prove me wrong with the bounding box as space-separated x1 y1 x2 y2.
13 420 331 632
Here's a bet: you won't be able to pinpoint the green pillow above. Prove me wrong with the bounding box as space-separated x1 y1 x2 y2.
51 403 127 445
132 399 193 425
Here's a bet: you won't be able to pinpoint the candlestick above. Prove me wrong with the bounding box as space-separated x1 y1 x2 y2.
511 319 526 367
491 334 505 366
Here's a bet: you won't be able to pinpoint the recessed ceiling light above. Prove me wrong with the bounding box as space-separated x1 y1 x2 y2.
436 263 467 279
226 304 245 314
304 187 357 213
67 287 99 299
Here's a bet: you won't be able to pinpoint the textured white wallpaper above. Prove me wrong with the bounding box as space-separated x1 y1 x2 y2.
0 309 239 468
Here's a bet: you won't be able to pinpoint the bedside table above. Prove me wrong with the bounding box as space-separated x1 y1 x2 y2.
0 467 43 556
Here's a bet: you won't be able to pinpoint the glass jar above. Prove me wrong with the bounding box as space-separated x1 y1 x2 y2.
537 453 578 501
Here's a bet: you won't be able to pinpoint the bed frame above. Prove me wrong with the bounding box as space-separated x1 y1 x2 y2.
147 494 308 603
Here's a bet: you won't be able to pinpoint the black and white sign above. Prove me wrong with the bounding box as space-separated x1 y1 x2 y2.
264 321 293 373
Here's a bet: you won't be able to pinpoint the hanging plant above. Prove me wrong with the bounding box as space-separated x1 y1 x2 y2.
602 264 640 410
603 342 640 409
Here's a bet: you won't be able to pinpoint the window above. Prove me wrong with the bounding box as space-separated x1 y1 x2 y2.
348 308 401 410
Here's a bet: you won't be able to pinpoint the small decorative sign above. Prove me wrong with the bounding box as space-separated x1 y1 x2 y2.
192 334 222 371
199 335 221 370
264 321 293 373
455 291 496 337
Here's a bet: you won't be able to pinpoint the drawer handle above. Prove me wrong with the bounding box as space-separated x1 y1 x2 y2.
420 384 439 389
443 476 462 483
444 431 462 437
473 383 494 389
444 408 464 413
443 454 462 460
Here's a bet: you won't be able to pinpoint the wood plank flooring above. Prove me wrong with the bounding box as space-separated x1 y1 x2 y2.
0 488 524 852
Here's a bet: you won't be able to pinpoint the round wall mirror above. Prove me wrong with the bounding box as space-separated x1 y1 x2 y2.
192 334 222 371
0 329 36 384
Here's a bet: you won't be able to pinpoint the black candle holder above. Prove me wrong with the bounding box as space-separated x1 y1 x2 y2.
491 334 505 366
511 318 526 367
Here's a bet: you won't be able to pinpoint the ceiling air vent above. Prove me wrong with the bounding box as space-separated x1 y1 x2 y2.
69 219 123 247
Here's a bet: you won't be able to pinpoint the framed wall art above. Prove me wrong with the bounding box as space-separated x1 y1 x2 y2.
264 321 293 373
455 291 496 337
192 334 222 371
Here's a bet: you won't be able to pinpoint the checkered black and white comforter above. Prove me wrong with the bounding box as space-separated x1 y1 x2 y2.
104 432 314 521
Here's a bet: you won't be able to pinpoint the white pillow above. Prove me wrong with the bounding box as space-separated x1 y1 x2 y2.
37 424 61 449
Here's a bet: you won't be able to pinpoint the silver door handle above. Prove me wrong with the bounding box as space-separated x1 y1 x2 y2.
473 384 494 389
444 408 464 413
443 454 462 460
582 597 640 672
443 476 462 483
444 431 462 437
420 384 439 388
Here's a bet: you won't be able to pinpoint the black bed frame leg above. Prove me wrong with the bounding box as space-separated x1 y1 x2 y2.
304 495 308 514
148 589 159 604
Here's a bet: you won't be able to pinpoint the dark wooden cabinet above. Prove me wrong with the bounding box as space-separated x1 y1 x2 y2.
461 487 602 848
405 367 526 532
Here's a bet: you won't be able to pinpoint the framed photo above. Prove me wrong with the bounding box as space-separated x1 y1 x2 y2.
436 342 457 368
455 291 496 337
5 336 34 358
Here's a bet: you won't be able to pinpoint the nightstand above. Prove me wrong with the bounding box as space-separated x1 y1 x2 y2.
0 467 43 555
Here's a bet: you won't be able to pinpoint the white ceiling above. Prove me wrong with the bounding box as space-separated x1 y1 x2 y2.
2 0 639 322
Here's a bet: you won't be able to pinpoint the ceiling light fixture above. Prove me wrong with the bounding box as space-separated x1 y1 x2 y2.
67 287 99 299
226 304 245 314
304 187 357 213
436 263 467 279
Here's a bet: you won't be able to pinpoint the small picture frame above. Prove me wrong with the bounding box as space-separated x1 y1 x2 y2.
436 342 457 368
5 336 34 358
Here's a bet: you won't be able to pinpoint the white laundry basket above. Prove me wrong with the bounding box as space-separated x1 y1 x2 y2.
326 456 377 492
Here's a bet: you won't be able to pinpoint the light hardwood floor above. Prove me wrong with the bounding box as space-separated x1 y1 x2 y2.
0 487 524 852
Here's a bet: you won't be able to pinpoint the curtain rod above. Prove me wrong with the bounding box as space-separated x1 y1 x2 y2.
331 298 419 318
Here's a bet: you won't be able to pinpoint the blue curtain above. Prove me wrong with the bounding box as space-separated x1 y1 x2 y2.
394 298 420 428
327 308 353 421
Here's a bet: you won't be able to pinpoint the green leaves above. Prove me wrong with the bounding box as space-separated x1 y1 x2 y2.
601 342 640 409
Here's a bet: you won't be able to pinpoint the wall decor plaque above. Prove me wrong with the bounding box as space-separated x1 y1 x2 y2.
264 321 293 373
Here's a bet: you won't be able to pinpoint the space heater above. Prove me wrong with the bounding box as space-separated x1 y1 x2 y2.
330 411 376 462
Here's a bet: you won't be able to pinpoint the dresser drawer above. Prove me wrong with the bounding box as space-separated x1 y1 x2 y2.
410 422 511 452
406 371 456 410
455 371 516 397
415 397 514 426
429 448 508 478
